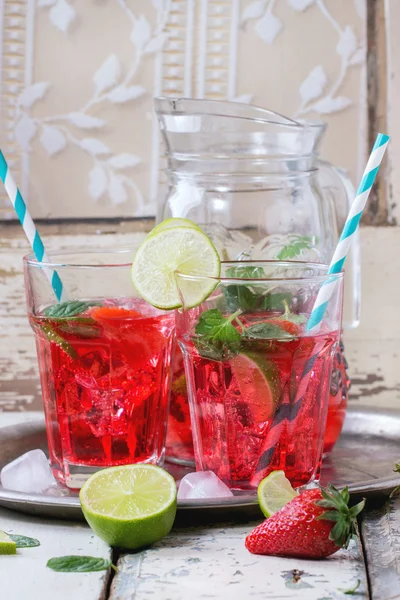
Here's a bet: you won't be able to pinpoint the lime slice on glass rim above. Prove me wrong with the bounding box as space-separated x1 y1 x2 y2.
132 225 220 310
80 464 177 550
0 530 16 555
257 470 298 518
149 217 201 236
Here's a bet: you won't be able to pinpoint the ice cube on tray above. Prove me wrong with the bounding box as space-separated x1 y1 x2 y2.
177 471 233 500
0 449 57 494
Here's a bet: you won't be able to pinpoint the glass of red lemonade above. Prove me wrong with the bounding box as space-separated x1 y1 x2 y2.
175 261 344 490
24 248 175 489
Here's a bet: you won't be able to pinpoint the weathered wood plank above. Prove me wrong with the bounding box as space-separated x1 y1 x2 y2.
365 0 389 225
361 498 400 600
110 523 368 600
381 0 400 225
0 506 112 600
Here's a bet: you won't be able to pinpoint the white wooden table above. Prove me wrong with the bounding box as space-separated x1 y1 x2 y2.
1 413 400 600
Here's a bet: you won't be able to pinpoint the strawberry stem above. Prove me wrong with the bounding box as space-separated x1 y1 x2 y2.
316 485 365 549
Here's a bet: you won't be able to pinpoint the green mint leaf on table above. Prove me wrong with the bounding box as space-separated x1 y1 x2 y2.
44 301 99 318
46 555 116 573
276 235 315 260
338 579 361 595
8 534 40 548
194 308 242 361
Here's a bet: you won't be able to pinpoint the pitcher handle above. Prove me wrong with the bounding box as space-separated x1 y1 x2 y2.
317 160 361 329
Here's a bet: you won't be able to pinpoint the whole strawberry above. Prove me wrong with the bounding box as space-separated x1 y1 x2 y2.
245 485 365 559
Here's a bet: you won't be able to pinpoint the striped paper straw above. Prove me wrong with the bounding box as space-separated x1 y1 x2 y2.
306 132 390 333
252 133 390 480
0 151 67 302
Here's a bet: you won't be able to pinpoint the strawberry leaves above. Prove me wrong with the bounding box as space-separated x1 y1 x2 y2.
316 484 365 549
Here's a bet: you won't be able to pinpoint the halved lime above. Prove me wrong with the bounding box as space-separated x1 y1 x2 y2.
0 530 16 555
132 226 220 310
257 470 298 518
230 352 282 423
79 465 177 550
149 218 200 236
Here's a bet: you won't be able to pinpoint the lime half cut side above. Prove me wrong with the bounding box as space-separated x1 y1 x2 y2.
149 218 200 236
132 226 220 310
80 464 177 550
0 530 16 555
257 470 298 518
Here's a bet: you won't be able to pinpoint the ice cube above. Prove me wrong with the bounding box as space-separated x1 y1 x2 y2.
0 449 57 494
177 471 233 500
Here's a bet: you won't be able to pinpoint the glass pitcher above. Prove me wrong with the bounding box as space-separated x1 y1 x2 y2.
154 97 356 462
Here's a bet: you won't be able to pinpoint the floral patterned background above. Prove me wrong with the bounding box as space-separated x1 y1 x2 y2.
0 0 366 219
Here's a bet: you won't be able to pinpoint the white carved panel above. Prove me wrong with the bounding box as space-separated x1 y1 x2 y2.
0 0 367 219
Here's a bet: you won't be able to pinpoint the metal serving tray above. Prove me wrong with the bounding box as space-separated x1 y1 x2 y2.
0 407 399 521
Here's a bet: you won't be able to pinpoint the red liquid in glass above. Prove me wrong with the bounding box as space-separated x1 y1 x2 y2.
30 301 174 487
323 339 350 453
167 345 195 463
181 319 338 490
168 338 349 463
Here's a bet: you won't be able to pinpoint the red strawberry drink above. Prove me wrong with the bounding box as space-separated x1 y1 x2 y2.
175 262 344 491
167 346 195 464
24 250 175 489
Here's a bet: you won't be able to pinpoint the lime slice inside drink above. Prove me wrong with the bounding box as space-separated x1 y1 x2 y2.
0 530 16 555
132 226 220 310
79 465 177 550
257 470 298 518
230 352 282 423
149 218 200 236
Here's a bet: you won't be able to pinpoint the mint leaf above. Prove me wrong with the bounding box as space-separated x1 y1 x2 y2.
46 556 114 573
276 299 307 326
223 285 258 312
8 534 40 548
58 318 101 339
44 301 98 319
277 235 314 260
259 292 292 311
226 265 265 279
194 308 242 361
338 579 361 595
244 322 293 339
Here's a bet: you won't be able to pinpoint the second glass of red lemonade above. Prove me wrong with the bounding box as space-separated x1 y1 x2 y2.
24 248 175 489
175 261 343 490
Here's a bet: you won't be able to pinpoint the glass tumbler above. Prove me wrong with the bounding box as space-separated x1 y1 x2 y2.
24 248 175 489
175 261 343 490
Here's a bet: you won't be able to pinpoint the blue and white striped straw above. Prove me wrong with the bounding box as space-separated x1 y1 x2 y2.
0 151 67 302
306 133 390 332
